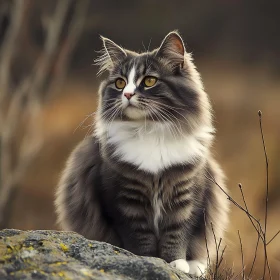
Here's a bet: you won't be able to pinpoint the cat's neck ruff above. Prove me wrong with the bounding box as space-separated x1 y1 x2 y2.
96 120 214 174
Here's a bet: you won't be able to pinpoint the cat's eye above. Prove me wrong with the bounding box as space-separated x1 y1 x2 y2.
143 76 157 87
115 78 126 89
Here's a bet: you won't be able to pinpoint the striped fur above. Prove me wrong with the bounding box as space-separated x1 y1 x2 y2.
55 31 229 277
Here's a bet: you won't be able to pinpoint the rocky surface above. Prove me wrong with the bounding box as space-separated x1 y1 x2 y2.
0 229 194 280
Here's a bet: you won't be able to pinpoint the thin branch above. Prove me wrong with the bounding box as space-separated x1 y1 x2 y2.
0 0 27 94
50 0 90 91
238 230 245 280
258 111 269 235
203 209 211 272
29 0 72 99
258 110 272 280
210 222 219 280
238 183 263 237
249 223 261 278
267 229 280 246
217 245 227 269
0 0 30 125
205 172 265 243
204 110 277 279
0 79 31 192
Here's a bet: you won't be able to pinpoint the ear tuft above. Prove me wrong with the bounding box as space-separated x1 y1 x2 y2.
94 36 127 75
101 36 127 62
157 31 186 68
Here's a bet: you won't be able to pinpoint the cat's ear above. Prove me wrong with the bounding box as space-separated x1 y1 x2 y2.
102 36 127 64
156 31 185 68
95 36 127 75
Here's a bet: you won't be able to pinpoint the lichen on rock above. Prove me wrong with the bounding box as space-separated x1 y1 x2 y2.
0 229 194 280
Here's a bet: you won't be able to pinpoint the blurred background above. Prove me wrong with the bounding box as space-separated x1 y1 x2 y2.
0 0 279 278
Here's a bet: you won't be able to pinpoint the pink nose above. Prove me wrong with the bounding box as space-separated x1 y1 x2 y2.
124 92 135 100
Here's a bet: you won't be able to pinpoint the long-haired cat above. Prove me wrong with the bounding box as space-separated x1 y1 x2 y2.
55 31 229 276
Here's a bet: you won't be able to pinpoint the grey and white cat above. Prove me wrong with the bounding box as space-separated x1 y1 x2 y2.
55 31 229 276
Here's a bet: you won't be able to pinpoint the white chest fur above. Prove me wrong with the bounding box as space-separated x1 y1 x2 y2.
96 120 214 174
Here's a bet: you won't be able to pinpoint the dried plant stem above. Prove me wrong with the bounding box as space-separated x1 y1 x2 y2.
0 0 30 101
203 210 211 271
50 0 90 92
238 183 263 237
204 110 278 279
267 229 280 246
248 223 261 278
258 110 272 280
238 230 245 280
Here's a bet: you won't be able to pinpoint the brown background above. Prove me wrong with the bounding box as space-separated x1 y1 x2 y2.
1 1 280 278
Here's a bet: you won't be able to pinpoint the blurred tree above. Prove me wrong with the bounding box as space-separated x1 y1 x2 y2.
0 0 90 228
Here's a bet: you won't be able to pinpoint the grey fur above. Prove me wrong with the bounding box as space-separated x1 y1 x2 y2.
55 31 229 275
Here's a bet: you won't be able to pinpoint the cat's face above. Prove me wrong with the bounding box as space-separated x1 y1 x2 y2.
96 31 209 131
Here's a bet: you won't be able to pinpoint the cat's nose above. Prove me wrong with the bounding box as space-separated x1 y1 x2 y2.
124 92 135 100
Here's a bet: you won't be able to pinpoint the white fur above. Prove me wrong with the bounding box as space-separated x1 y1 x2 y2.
122 106 147 120
123 67 136 97
170 259 190 273
188 260 207 276
96 120 214 173
121 67 147 120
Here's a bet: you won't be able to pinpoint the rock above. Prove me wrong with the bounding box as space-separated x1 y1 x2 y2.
0 229 195 280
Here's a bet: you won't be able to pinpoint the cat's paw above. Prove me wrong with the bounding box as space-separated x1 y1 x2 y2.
170 259 190 273
188 260 207 276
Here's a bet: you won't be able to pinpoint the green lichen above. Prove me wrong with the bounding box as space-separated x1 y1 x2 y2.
49 261 68 266
59 243 69 252
0 229 191 280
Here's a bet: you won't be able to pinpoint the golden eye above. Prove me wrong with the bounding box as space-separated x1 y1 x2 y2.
144 76 157 87
115 78 126 89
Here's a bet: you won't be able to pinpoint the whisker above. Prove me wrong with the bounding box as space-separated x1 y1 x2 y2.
140 101 185 139
148 99 190 124
143 103 179 139
100 101 122 119
74 112 96 134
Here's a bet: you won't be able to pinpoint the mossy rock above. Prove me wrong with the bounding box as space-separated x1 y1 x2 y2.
0 229 194 280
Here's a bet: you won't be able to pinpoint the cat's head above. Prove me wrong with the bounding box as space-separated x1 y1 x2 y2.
95 31 212 133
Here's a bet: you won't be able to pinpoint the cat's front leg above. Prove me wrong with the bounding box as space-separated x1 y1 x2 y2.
117 225 158 257
159 230 189 273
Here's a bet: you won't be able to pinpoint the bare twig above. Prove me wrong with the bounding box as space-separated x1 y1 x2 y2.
204 111 278 279
217 245 227 269
0 0 29 99
238 230 245 280
267 229 280 246
210 222 219 280
0 79 31 223
238 183 263 237
30 0 71 99
258 110 272 280
203 209 211 272
248 223 261 278
0 0 30 129
50 0 90 91
206 172 265 242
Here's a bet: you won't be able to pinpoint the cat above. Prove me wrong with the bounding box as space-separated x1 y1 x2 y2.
55 31 229 277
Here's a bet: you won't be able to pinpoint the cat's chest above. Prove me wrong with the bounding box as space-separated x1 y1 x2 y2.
106 122 209 173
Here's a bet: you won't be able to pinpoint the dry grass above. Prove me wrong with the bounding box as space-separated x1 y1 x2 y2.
202 110 279 279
